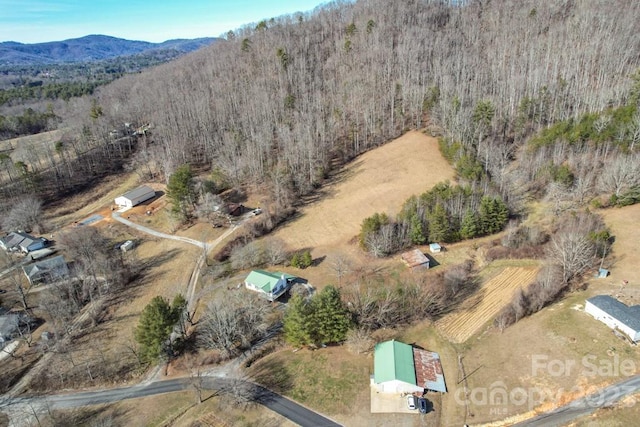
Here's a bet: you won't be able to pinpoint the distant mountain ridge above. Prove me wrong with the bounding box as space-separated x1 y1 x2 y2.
0 34 219 65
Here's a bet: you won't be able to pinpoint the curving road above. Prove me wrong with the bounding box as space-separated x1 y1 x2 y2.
6 377 342 427
512 374 640 426
2 212 342 426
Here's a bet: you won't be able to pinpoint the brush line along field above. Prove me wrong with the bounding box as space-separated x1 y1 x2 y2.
437 266 539 343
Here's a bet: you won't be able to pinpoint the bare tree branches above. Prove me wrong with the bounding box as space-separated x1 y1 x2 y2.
198 294 271 357
1 195 44 233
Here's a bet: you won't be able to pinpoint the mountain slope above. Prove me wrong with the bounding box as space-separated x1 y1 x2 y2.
0 34 219 65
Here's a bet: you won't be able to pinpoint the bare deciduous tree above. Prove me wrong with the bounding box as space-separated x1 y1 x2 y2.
198 294 271 357
597 153 640 198
1 195 44 233
345 327 375 354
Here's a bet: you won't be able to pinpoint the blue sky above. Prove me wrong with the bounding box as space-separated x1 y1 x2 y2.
0 0 327 44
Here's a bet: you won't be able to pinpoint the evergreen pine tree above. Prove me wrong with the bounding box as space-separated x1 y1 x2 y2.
283 293 313 346
290 252 301 268
313 286 352 345
491 198 509 233
428 204 449 243
459 209 479 239
409 213 426 244
167 164 196 219
135 296 178 364
479 196 494 235
301 250 313 268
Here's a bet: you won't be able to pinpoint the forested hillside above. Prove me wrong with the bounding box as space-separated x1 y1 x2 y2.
0 35 218 65
1 0 639 215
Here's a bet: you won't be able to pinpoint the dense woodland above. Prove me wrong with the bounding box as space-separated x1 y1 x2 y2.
0 0 638 217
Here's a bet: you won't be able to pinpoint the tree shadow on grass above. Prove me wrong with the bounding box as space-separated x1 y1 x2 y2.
249 358 293 395
50 405 129 427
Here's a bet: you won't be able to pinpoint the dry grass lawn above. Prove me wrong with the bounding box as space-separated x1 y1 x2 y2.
47 390 296 427
572 392 640 427
273 131 454 253
457 288 640 425
0 129 63 173
598 204 640 297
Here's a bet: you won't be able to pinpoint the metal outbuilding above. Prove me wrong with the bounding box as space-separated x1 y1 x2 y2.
114 185 155 208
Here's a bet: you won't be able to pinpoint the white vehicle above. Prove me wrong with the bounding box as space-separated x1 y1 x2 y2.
407 395 417 410
252 208 262 216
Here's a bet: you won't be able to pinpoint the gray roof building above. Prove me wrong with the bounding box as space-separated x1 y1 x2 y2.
23 255 69 285
0 232 46 253
585 295 640 341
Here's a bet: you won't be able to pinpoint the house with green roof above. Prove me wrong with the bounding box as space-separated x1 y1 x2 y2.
371 340 447 394
244 270 296 301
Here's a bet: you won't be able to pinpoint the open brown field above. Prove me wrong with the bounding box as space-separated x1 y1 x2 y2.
436 265 539 343
0 129 63 153
273 130 455 253
457 288 640 425
597 204 640 297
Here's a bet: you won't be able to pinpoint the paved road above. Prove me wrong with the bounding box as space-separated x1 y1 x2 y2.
2 212 337 426
112 211 206 248
512 374 640 426
6 377 341 427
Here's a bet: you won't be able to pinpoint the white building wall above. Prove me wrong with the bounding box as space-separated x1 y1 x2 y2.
376 379 423 394
585 301 640 341
114 196 133 207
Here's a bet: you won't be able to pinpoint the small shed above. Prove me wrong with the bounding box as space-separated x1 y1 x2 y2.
120 240 135 252
227 203 247 217
585 295 640 342
114 185 155 208
401 249 430 269
429 243 442 254
597 268 610 278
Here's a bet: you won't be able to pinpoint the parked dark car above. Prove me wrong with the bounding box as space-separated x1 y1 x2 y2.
418 397 429 413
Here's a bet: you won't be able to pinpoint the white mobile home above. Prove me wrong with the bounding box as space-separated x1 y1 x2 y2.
585 295 640 342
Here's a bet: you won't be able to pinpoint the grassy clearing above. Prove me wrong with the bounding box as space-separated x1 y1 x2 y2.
247 346 370 416
47 390 297 427
273 130 455 254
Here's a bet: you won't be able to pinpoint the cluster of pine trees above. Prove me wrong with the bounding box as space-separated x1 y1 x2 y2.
283 286 352 347
360 182 508 256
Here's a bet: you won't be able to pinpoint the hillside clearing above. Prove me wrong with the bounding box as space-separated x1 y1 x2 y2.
598 204 640 292
436 266 539 343
273 130 454 253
